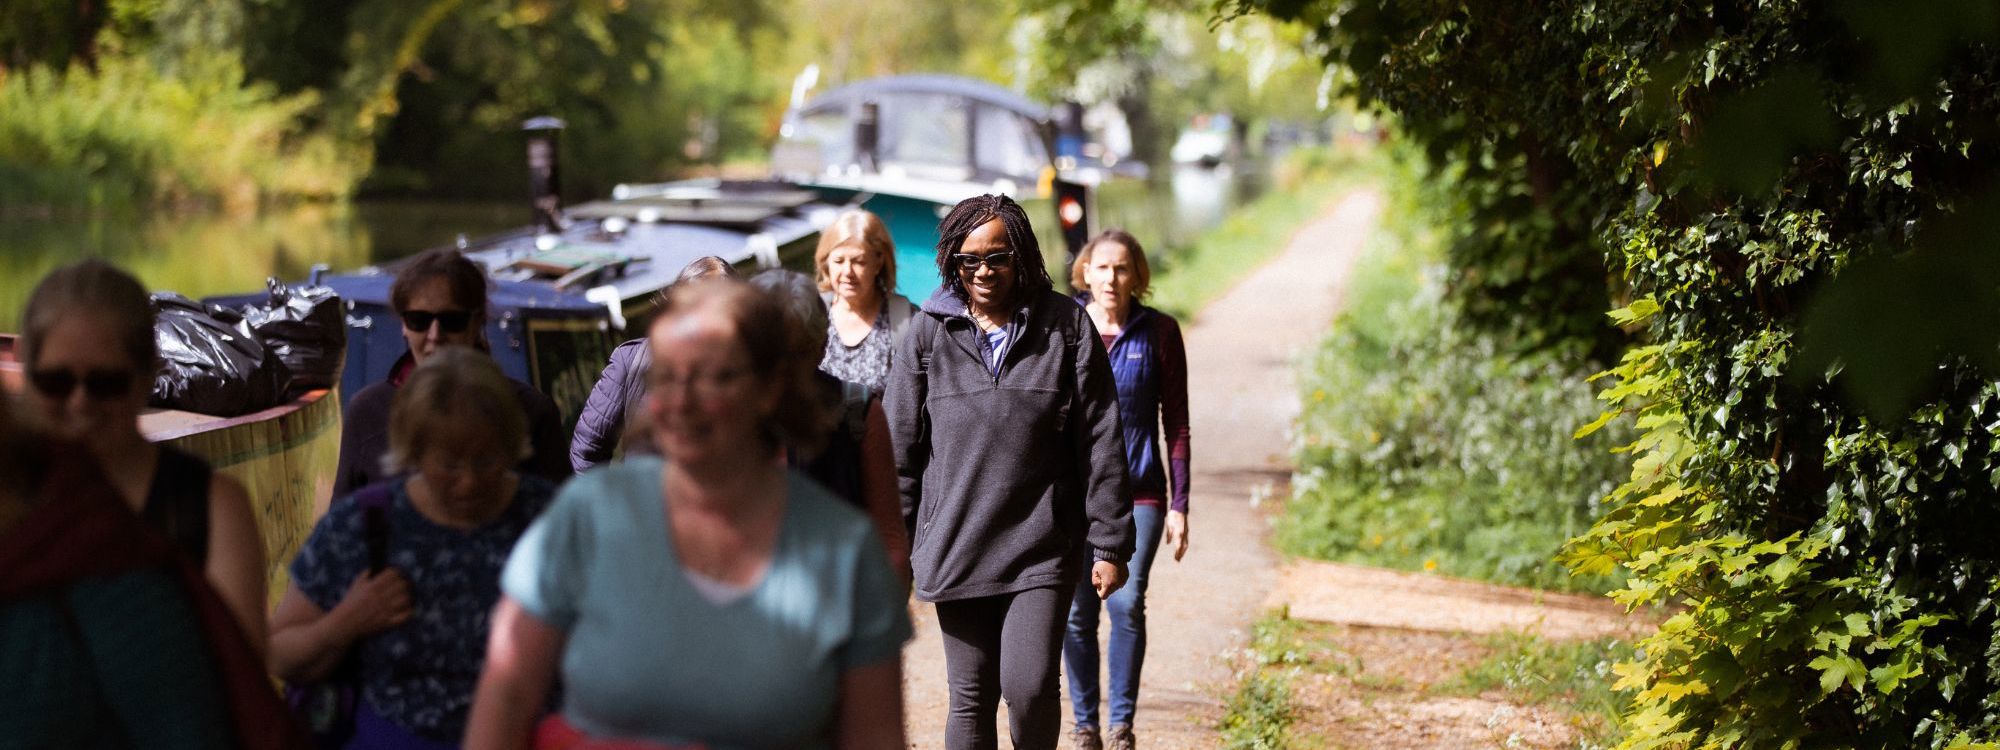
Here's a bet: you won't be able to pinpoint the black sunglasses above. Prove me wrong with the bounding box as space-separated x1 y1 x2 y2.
953 251 1016 271
401 309 474 333
29 368 136 400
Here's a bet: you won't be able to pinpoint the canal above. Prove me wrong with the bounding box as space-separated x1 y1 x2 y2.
0 163 1266 331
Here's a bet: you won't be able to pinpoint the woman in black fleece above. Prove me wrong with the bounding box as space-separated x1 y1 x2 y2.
884 195 1134 750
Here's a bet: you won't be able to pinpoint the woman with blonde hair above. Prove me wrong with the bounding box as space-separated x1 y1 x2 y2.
272 347 557 749
815 209 914 392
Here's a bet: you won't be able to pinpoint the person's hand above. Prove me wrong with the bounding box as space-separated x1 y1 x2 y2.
331 569 413 639
1091 559 1127 599
1165 510 1190 562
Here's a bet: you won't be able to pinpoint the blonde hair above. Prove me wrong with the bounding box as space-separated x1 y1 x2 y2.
813 210 897 297
382 347 527 475
1069 229 1152 302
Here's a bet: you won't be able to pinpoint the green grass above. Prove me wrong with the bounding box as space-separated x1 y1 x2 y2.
1278 155 1633 593
1220 612 1308 750
1145 146 1390 321
1433 632 1636 747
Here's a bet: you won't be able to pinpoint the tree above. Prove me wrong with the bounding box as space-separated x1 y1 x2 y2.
1198 0 2000 745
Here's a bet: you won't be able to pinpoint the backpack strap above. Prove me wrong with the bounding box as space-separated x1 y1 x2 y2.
143 446 213 565
840 380 875 442
351 484 395 574
887 294 915 355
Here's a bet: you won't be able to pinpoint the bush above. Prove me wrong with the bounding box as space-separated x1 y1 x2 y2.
1282 161 1631 593
0 51 360 213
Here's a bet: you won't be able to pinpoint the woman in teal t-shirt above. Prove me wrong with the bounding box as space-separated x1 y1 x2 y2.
465 279 911 750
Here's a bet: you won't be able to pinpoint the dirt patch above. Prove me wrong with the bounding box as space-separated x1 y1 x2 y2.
1270 559 1652 642
1281 622 1603 750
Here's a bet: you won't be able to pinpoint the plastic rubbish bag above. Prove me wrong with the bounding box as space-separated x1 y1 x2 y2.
151 293 285 416
237 279 346 396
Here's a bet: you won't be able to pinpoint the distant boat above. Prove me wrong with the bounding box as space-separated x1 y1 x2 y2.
772 73 1095 302
217 75 1096 430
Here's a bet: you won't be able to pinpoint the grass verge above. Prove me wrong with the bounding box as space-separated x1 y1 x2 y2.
1145 146 1389 321
1279 154 1632 593
1432 632 1636 748
1220 611 1307 749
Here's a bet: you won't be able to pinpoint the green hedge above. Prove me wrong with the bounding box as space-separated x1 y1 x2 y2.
1282 158 1631 593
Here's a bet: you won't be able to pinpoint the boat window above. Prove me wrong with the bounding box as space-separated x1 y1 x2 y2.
974 105 1048 182
784 110 854 171
881 94 970 173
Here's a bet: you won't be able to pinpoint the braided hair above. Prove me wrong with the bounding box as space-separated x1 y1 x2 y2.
933 194 1052 304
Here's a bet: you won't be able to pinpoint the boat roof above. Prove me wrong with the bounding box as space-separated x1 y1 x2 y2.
301 271 606 313
799 74 1050 122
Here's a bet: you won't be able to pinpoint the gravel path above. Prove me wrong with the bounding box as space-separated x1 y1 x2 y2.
898 190 1388 749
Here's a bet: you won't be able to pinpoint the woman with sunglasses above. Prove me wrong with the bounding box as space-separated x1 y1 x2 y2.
17 259 270 655
884 195 1133 750
1062 230 1192 750
334 249 571 497
1 388 305 750
273 348 556 749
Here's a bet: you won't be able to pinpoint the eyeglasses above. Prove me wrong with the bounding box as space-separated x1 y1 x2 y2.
420 451 513 476
648 366 754 399
29 368 136 400
402 309 474 333
953 252 1016 272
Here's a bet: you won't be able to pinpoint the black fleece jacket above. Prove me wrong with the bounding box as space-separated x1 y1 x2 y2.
885 286 1132 602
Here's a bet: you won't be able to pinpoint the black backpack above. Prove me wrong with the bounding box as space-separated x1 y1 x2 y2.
796 375 874 509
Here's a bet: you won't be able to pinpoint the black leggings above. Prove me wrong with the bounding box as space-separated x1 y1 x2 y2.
934 586 1068 750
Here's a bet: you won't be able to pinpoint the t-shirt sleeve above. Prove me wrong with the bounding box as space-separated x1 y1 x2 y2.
838 524 913 672
289 500 366 612
501 481 593 631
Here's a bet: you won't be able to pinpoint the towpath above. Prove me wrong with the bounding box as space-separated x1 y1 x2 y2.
898 188 1387 748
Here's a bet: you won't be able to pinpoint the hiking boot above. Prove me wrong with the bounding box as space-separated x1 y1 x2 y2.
1106 724 1135 750
1072 725 1103 750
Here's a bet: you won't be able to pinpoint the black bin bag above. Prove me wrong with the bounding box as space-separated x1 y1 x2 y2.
237 279 346 396
151 293 285 416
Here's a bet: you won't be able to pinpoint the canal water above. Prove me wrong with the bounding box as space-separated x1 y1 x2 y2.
0 164 1264 331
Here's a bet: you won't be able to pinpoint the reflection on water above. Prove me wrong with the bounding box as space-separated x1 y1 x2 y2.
0 202 524 330
0 166 1266 331
1094 162 1268 262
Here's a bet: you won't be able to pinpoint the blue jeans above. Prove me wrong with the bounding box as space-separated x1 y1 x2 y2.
1063 502 1165 729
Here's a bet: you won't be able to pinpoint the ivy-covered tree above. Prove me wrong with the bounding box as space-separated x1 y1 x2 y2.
1213 0 2000 746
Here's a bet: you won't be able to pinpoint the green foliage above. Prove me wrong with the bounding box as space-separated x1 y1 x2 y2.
1202 0 2000 745
0 50 360 211
1282 157 1632 593
1220 612 1305 750
1436 632 1637 744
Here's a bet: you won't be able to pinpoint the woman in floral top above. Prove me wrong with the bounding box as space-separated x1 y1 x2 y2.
270 348 554 749
816 209 914 392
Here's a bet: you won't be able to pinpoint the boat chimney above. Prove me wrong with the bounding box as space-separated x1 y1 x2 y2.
855 102 880 173
523 116 567 234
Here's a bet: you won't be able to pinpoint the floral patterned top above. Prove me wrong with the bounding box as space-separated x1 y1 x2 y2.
291 475 555 742
821 309 894 392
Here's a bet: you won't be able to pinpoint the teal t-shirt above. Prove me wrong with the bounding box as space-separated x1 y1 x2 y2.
501 458 912 749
